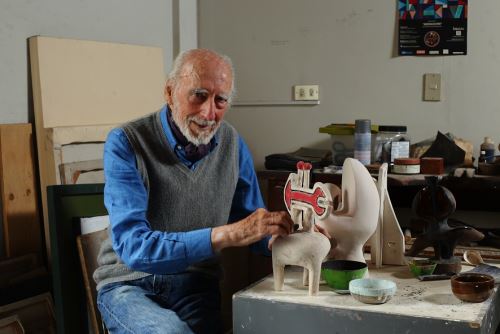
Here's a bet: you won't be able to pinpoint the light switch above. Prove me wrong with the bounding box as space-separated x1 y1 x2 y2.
424 73 441 101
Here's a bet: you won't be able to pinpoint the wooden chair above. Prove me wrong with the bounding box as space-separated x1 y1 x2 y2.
76 229 108 334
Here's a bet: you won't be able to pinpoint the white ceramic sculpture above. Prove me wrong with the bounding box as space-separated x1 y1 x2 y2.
369 163 406 267
272 162 331 295
272 158 382 295
317 158 380 263
272 231 330 295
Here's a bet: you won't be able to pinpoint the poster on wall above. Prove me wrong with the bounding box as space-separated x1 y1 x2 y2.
398 0 467 56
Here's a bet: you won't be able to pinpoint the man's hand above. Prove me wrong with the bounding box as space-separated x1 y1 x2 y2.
267 222 332 250
211 208 294 252
314 223 332 239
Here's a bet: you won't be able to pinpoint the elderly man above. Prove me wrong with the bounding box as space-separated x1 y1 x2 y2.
93 49 294 334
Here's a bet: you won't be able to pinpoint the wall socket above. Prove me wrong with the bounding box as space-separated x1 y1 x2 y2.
294 85 319 101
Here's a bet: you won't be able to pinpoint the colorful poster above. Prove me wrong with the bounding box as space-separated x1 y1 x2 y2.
398 0 468 56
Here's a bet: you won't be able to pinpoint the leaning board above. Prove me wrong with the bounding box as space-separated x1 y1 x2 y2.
29 36 165 260
0 124 42 257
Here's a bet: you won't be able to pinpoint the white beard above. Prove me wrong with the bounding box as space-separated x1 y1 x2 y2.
172 108 219 146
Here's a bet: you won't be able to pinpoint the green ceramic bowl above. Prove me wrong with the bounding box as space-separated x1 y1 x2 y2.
321 260 368 293
408 259 437 277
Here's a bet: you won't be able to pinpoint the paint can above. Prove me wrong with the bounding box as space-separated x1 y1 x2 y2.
420 157 444 175
392 158 420 174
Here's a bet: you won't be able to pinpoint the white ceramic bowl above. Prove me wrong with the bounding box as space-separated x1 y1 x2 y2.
349 278 397 304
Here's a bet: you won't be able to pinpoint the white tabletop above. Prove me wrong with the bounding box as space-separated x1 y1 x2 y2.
235 262 500 328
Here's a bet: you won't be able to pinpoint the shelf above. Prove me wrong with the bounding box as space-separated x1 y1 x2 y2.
232 100 320 106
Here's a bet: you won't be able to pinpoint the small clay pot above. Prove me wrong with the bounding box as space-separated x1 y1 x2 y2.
451 273 495 303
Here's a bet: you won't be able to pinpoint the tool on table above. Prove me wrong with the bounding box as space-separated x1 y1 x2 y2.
463 250 500 283
418 273 455 281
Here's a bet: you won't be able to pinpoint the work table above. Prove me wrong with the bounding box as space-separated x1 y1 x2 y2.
233 262 500 334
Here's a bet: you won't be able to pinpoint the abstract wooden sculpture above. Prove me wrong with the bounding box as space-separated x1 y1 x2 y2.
272 162 331 295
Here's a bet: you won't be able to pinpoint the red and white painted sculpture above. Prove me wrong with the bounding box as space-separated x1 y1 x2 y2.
272 161 331 295
273 158 381 295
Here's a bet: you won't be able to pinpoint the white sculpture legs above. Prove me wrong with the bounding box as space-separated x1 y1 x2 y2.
272 231 330 295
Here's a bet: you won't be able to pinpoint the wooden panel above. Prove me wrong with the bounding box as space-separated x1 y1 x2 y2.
29 36 165 128
59 160 104 185
0 124 42 257
29 36 165 259
0 253 40 286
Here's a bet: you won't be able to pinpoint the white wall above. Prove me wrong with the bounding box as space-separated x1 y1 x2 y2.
0 0 200 256
0 0 175 124
199 0 500 168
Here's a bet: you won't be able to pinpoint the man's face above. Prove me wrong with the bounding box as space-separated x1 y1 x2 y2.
165 57 233 146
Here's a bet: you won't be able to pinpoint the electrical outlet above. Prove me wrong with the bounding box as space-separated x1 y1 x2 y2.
294 85 319 101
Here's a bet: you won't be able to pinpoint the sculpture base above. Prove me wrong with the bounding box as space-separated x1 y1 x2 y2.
433 257 462 275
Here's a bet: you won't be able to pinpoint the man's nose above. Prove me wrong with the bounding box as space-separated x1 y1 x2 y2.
199 98 216 121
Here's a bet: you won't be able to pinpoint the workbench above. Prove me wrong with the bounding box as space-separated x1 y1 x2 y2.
233 263 500 334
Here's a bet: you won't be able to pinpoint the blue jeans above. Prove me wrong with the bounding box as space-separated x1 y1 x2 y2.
97 272 223 334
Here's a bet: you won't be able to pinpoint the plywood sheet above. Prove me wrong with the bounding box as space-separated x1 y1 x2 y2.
30 36 165 127
0 124 42 257
29 36 165 260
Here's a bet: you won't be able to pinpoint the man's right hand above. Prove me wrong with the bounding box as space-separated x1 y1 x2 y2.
211 208 294 252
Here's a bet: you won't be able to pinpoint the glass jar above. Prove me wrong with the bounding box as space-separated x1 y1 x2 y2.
374 125 410 164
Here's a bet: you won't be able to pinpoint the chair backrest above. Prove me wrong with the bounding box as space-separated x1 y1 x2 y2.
76 228 108 334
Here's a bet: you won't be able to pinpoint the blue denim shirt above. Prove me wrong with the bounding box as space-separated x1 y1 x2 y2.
104 105 269 273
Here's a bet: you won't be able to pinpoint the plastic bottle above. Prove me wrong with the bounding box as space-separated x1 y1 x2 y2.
354 119 371 165
480 137 495 163
478 150 486 163
374 125 410 163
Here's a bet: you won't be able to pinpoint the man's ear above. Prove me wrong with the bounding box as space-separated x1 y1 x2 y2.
164 83 174 106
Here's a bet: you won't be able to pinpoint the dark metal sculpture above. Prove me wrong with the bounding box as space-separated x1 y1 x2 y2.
407 176 484 273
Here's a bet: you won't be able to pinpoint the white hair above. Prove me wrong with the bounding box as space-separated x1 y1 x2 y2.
166 49 236 103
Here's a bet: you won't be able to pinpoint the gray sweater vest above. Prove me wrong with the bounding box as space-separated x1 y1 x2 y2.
94 111 239 290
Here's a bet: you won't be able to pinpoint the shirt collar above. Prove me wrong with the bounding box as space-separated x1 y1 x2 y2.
160 105 219 164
